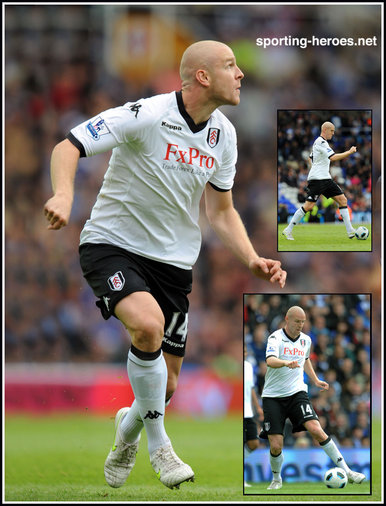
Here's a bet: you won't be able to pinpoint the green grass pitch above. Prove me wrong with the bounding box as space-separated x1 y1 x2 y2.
278 223 371 251
4 414 382 502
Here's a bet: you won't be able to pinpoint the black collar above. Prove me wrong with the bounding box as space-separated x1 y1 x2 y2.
176 91 209 133
283 328 300 342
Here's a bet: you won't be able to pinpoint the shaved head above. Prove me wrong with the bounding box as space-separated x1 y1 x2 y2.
321 121 336 139
285 306 306 338
321 121 335 131
180 40 235 85
286 306 306 320
179 40 243 123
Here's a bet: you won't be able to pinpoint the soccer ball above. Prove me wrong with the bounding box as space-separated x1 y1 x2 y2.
324 467 348 488
355 226 369 240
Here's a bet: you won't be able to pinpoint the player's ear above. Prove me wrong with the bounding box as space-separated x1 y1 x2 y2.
196 69 210 87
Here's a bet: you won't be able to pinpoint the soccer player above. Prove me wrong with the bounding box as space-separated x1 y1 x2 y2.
244 345 264 488
282 121 357 240
260 305 365 490
44 40 287 490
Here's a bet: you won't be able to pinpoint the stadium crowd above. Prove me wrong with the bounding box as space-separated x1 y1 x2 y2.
244 294 371 448
278 110 372 224
5 6 381 380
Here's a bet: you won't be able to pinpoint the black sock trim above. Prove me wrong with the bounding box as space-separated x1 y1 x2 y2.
270 451 282 457
339 206 347 209
130 345 161 361
320 436 331 446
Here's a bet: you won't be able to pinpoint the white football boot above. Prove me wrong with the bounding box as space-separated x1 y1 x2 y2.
267 478 282 490
282 227 294 240
104 407 141 488
347 469 366 484
150 442 194 489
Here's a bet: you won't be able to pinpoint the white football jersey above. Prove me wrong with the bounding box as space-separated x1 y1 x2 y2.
307 136 335 180
244 359 255 418
262 328 312 398
69 91 237 269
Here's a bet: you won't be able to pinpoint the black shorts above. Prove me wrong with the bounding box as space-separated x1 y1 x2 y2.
79 243 192 357
244 417 258 443
259 391 318 439
305 179 343 202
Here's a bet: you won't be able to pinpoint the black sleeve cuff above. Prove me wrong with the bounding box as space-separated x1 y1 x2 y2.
209 182 231 192
66 132 86 158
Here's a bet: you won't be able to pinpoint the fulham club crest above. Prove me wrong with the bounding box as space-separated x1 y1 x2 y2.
300 338 306 347
108 271 125 291
207 128 220 148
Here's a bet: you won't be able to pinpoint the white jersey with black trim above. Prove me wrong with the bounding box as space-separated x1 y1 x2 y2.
244 359 255 418
69 91 237 269
262 328 312 398
307 136 335 181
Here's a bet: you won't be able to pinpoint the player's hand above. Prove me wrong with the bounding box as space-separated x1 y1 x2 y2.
249 257 287 288
349 146 357 154
315 380 329 391
286 360 300 369
44 194 72 230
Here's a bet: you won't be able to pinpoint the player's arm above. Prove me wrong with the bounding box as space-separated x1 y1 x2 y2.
251 388 264 420
329 146 357 162
266 356 299 369
204 184 287 288
304 358 329 391
44 139 81 230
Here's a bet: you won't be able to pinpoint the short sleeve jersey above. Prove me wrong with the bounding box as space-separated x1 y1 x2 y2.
244 359 255 418
69 91 237 269
262 328 312 398
307 136 335 181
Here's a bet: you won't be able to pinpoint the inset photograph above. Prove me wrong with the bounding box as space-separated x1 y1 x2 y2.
277 110 372 251
243 294 371 495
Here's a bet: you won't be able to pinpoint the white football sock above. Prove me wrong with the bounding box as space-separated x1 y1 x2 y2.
119 399 143 444
270 451 284 480
320 437 350 474
120 398 172 444
127 348 170 454
287 207 306 231
339 206 355 233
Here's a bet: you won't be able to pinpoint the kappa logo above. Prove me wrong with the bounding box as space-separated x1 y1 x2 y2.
129 103 142 118
144 410 163 420
207 128 220 148
108 271 125 291
103 296 111 311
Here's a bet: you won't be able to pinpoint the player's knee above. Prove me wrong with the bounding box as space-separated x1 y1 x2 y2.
132 318 165 351
269 440 283 455
247 440 259 451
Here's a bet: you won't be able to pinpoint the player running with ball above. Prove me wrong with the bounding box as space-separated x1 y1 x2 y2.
44 40 286 491
282 121 358 240
260 306 365 490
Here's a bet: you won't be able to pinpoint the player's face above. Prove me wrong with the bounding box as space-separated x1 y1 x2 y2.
325 126 335 140
286 315 306 337
208 48 244 106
